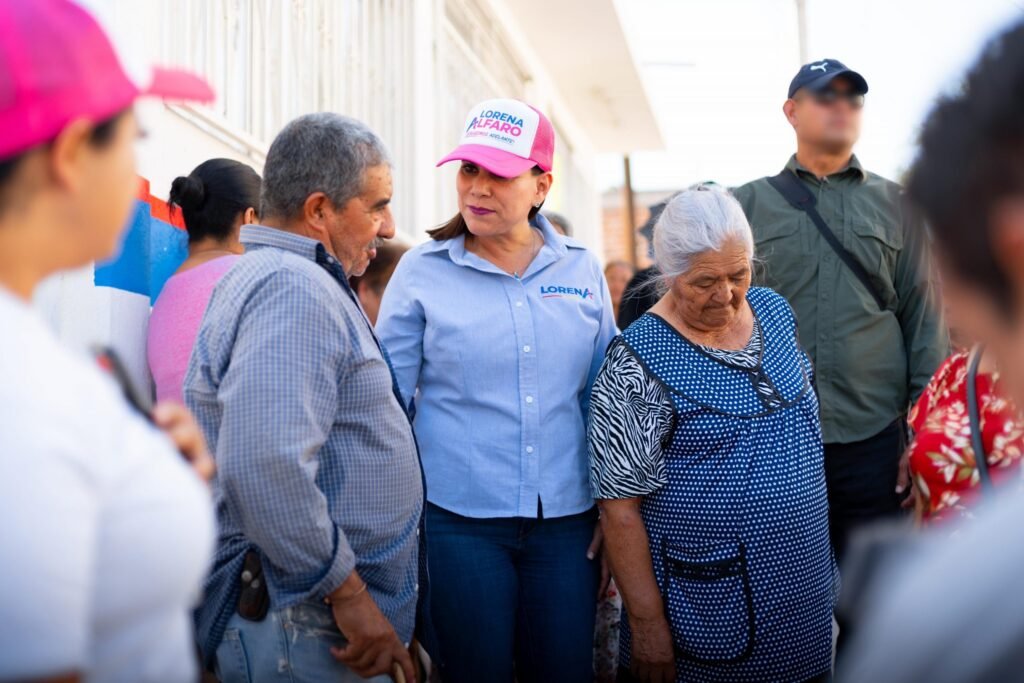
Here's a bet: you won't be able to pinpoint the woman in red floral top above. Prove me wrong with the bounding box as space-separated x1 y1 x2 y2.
907 347 1024 524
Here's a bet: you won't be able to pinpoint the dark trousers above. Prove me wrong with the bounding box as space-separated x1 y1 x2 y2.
825 419 906 665
824 419 907 566
425 502 598 683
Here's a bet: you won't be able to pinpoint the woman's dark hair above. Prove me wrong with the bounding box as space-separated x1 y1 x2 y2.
0 109 128 216
428 165 545 241
907 20 1024 315
169 158 261 243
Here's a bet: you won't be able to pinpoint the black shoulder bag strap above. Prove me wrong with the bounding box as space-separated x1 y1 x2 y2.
967 345 995 493
766 169 888 311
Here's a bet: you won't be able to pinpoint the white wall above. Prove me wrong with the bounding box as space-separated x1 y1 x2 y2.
108 0 604 245
37 0 610 393
135 101 266 198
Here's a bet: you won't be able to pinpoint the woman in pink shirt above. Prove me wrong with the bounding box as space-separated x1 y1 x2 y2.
147 158 261 402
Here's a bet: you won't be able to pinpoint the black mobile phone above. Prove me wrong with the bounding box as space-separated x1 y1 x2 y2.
92 346 154 422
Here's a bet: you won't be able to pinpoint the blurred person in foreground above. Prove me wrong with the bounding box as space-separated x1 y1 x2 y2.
377 98 617 683
589 187 837 683
0 1 216 681
349 240 409 326
186 113 424 682
841 19 1024 682
147 158 261 402
733 60 947 563
903 281 1024 525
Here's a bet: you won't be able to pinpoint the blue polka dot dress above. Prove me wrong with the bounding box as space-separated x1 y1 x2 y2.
588 287 838 682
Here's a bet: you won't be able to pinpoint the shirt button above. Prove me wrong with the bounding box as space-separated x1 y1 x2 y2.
525 395 534 404
523 345 531 353
515 301 524 307
526 446 534 454
415 584 420 593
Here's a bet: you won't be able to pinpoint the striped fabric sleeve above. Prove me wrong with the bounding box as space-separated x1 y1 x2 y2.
587 340 675 499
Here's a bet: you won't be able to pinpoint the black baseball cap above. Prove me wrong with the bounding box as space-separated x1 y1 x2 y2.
788 59 868 99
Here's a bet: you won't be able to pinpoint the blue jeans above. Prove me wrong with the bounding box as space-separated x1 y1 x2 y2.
214 601 391 683
425 503 599 683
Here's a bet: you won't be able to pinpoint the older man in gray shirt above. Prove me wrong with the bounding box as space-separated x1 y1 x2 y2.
187 113 423 682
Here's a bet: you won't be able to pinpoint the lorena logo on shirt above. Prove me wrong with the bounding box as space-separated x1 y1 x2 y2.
540 285 595 301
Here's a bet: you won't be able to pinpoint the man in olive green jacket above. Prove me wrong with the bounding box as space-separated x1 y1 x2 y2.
733 60 947 564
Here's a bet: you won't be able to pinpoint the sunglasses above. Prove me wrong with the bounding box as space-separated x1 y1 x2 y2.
799 89 865 109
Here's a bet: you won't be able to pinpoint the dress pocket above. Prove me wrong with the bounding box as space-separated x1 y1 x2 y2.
661 538 755 664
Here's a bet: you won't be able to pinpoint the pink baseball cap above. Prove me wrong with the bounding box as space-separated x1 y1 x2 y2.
0 0 215 159
437 98 555 178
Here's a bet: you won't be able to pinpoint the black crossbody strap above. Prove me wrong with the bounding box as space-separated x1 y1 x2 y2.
766 170 888 311
967 345 994 493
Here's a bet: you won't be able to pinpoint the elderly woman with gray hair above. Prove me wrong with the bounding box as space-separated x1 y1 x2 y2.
587 186 837 683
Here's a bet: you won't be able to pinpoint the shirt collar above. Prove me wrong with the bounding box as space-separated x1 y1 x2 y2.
240 225 324 262
421 213 575 277
240 224 353 286
785 153 866 183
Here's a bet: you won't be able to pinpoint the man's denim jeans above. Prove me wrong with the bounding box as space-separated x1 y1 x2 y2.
215 600 391 683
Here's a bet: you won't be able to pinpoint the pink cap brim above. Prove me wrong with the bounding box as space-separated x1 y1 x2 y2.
142 66 216 103
437 144 538 179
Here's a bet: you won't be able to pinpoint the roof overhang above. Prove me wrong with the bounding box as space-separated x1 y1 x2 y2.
499 0 663 153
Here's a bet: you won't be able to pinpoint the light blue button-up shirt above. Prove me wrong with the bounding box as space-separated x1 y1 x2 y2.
377 216 617 519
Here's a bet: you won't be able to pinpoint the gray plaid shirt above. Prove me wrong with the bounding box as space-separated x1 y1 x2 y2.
187 226 423 662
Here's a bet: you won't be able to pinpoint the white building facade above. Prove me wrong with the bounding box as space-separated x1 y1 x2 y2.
36 0 660 391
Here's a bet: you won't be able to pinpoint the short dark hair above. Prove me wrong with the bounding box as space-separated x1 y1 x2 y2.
907 20 1024 313
169 158 261 243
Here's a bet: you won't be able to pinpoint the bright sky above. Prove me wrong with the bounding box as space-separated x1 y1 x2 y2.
599 0 1023 192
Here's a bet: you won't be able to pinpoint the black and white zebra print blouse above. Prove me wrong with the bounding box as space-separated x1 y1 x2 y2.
588 315 772 499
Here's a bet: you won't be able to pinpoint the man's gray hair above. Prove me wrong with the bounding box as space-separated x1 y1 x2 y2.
260 112 391 220
653 185 755 284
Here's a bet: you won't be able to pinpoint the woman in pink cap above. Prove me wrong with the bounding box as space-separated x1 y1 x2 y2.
0 2 216 681
377 99 618 682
